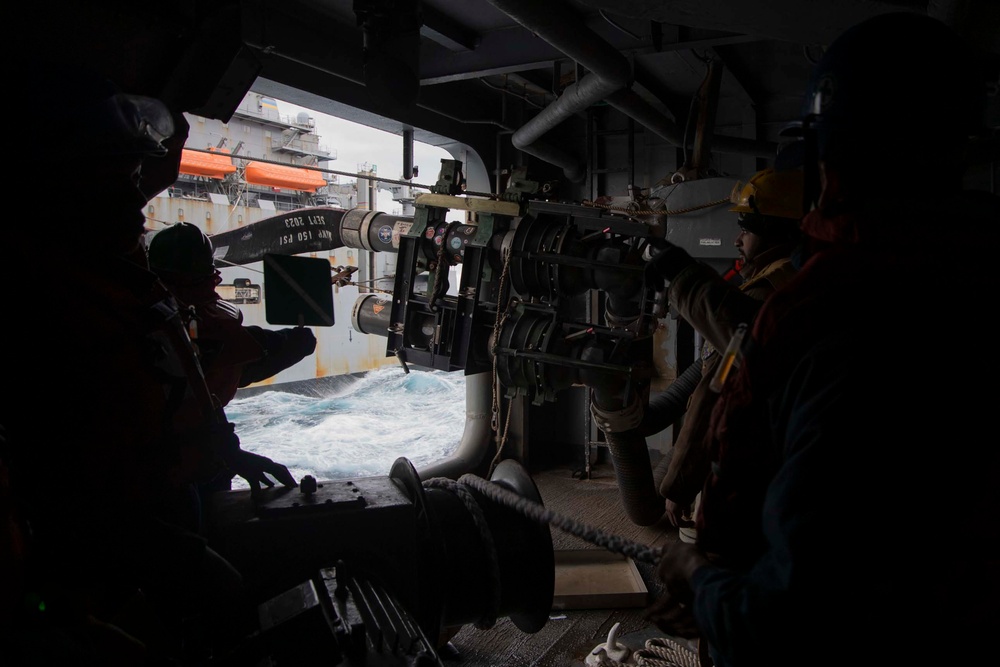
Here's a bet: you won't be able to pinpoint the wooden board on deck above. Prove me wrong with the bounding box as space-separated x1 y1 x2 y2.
552 549 649 610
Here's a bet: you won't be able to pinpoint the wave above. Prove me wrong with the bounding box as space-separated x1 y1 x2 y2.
226 366 467 484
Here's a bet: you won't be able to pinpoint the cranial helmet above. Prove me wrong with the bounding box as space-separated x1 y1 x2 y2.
730 168 805 220
28 57 176 161
147 222 217 281
778 12 985 169
729 168 805 241
775 12 988 211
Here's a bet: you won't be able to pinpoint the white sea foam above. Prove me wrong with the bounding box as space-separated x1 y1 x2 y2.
226 366 466 486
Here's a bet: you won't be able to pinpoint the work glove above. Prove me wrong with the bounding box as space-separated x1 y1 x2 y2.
225 448 298 495
643 540 710 639
644 241 696 290
287 326 317 356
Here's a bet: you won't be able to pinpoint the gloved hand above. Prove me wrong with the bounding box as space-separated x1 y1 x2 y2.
288 326 317 356
645 241 696 289
643 540 710 639
663 498 696 529
226 448 298 494
643 584 701 638
238 326 317 388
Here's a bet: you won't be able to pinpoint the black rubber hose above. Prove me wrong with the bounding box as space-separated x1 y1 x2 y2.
602 358 703 526
641 359 704 437
647 359 705 491
604 427 666 526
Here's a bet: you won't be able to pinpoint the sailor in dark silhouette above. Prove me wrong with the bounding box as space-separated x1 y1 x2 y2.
5 59 294 664
147 221 316 501
646 13 1000 667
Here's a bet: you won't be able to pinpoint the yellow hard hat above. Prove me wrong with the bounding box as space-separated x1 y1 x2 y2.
729 168 805 220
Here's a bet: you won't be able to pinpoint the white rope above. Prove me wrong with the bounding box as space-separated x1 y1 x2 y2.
591 637 701 667
633 637 701 667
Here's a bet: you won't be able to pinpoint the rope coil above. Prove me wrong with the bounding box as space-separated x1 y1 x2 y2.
421 477 503 630
593 637 700 667
633 637 701 667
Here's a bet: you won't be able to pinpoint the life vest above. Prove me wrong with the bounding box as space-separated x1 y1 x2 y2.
168 281 265 408
7 256 235 525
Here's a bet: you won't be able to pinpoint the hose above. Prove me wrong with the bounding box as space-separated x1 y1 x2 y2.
604 426 665 526
599 359 704 526
642 359 704 437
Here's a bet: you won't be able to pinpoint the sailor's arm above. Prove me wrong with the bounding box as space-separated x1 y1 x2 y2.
647 242 762 351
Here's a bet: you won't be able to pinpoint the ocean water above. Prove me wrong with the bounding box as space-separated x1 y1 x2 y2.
225 366 466 487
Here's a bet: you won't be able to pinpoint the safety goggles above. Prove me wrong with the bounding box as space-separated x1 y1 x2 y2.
737 213 764 235
75 93 176 157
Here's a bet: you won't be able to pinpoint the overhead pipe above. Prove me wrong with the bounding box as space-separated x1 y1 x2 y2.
488 0 778 180
489 0 632 183
687 59 724 171
605 88 774 158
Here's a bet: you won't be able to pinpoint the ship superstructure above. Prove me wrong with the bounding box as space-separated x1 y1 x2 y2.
144 92 402 392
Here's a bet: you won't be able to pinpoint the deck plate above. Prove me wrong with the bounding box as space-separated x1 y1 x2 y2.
552 549 649 610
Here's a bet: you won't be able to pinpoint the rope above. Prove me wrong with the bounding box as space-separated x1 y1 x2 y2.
183 146 444 192
420 474 703 666
340 278 393 294
182 146 728 219
633 637 702 667
582 197 730 217
449 473 663 566
591 637 700 667
418 470 663 630
487 246 515 478
422 477 503 630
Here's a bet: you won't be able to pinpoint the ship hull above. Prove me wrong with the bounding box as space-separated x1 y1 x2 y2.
146 193 400 391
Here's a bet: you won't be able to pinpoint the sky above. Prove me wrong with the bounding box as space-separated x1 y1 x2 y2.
275 98 453 216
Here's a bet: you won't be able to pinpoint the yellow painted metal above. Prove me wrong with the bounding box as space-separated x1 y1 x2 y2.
415 193 522 217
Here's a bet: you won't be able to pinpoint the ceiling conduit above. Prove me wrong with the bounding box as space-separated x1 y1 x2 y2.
488 0 778 181
489 0 632 182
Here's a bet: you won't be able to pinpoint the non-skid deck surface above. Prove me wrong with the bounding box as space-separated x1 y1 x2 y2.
446 462 686 667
